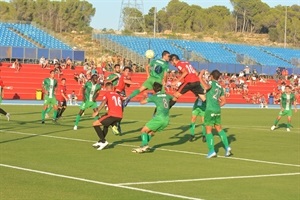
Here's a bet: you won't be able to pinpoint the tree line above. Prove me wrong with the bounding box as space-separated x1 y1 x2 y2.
128 0 300 45
0 0 95 33
0 0 299 46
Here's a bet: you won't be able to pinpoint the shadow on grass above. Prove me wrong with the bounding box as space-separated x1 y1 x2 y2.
0 128 74 144
214 128 236 153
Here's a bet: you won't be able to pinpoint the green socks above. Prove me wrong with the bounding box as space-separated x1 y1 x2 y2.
129 89 140 99
287 123 291 128
141 133 148 146
53 110 58 119
190 123 195 135
205 133 214 152
274 119 279 126
75 114 81 126
218 130 229 149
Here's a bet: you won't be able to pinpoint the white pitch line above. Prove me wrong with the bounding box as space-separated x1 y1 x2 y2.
116 172 300 186
1 130 300 168
0 163 203 200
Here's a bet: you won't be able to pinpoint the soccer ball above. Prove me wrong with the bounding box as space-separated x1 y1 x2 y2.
145 50 155 59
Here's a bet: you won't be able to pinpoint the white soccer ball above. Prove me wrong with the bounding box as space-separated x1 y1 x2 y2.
145 49 155 59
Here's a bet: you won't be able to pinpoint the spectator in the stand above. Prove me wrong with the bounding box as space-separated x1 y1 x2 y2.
251 74 257 85
68 90 78 105
54 64 63 78
282 68 288 80
259 95 268 108
239 70 244 78
259 75 267 83
132 63 137 73
53 57 59 66
66 57 74 69
11 59 20 72
244 65 250 78
44 58 50 69
40 56 46 68
224 85 230 97
60 58 66 69
252 68 258 77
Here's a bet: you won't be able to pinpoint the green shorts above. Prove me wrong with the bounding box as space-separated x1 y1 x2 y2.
142 77 163 91
44 96 57 106
79 101 98 110
145 117 169 132
192 107 205 117
204 111 221 126
279 110 292 117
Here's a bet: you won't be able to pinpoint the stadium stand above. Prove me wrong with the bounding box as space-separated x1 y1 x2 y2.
96 34 300 69
0 22 72 50
0 63 283 104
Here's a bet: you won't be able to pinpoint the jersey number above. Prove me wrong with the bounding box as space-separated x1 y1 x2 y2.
213 89 221 100
163 98 169 108
185 64 196 74
112 96 122 107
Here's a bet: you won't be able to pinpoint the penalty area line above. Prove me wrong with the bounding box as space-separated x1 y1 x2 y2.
116 172 300 186
0 163 203 200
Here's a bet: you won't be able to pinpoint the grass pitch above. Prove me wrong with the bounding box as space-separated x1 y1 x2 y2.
0 105 299 200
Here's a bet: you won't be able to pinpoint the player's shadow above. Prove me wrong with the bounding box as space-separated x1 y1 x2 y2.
11 111 40 116
108 136 141 149
119 127 141 136
0 128 73 144
150 126 192 150
276 123 289 130
170 114 182 118
214 128 236 153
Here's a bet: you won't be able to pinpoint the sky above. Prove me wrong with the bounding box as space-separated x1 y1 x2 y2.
88 0 300 30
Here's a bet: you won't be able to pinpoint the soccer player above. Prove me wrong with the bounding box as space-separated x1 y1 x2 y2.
199 69 232 158
91 82 123 150
73 74 101 130
123 50 170 107
107 66 139 134
41 70 58 124
169 54 205 108
132 82 173 153
190 97 206 142
271 85 297 132
106 64 122 87
56 78 68 119
0 77 11 121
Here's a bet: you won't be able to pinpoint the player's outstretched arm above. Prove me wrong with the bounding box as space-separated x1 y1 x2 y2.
199 70 211 90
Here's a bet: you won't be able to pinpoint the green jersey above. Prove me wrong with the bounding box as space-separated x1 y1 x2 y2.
149 59 169 80
83 81 101 102
205 80 224 113
43 78 58 98
281 93 295 110
107 73 121 86
147 92 172 118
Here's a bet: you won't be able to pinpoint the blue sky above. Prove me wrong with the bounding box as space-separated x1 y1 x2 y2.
88 0 300 30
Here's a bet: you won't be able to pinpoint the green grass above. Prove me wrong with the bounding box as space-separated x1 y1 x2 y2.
1 105 300 200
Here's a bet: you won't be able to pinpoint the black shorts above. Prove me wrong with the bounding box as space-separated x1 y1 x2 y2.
58 100 67 107
98 114 122 127
178 81 204 96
